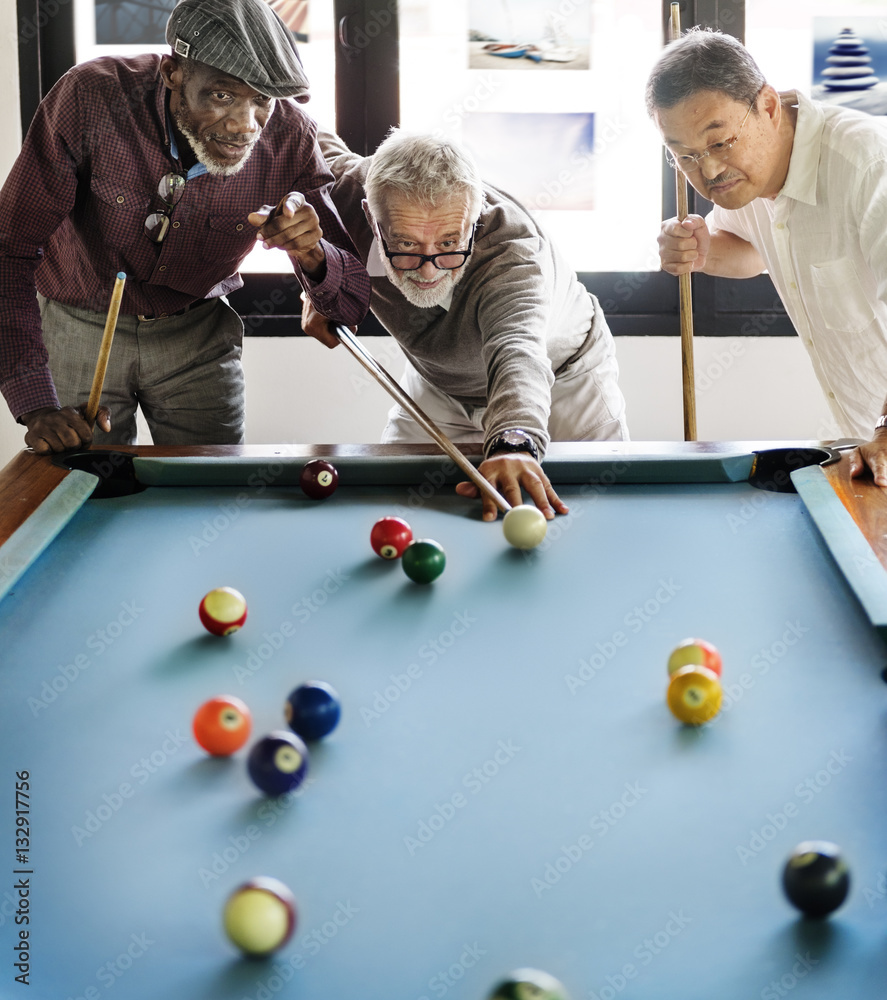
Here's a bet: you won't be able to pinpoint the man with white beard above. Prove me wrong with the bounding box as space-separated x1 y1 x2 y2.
301 130 628 521
0 0 369 452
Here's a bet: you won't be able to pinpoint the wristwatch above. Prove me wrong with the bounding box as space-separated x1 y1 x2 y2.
876 415 887 431
486 429 539 462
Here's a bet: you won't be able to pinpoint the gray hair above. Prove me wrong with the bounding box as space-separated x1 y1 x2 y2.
645 28 766 116
365 129 484 221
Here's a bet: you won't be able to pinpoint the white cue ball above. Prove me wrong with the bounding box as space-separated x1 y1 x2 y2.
502 504 548 549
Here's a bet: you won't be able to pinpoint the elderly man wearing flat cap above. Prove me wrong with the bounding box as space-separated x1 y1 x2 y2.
0 0 371 452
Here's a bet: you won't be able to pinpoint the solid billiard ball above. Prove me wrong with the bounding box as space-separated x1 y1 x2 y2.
223 876 297 957
782 841 850 917
285 681 341 741
487 968 571 999
247 731 310 796
502 504 548 550
192 695 252 756
666 665 722 725
300 459 338 499
667 637 722 678
371 516 413 559
401 538 446 584
199 587 248 636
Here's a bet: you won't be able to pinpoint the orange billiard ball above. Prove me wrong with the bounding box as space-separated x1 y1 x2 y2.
667 637 722 678
199 586 247 636
192 695 252 756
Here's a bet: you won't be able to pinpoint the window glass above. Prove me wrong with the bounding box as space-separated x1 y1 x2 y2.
398 0 665 272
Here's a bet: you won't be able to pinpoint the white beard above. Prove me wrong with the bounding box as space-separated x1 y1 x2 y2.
381 255 466 309
174 113 257 178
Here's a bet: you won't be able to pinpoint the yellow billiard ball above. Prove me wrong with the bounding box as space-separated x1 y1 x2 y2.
223 877 297 957
666 665 722 726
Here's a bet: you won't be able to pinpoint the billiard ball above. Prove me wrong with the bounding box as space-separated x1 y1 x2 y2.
247 731 310 796
666 665 722 725
192 695 252 755
199 587 247 636
667 637 722 678
401 538 446 584
223 876 297 956
285 681 341 741
487 968 571 999
502 504 548 550
782 841 850 917
300 459 338 499
371 516 413 559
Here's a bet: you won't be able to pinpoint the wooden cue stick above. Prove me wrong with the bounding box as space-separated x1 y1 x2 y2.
669 2 697 442
84 271 126 426
332 324 513 514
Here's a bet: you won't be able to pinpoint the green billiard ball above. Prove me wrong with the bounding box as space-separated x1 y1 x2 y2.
401 538 446 584
487 968 571 1000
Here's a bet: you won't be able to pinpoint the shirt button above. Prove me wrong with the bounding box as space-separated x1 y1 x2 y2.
158 265 167 272
172 221 181 229
828 392 836 399
776 222 785 230
116 195 125 204
790 282 797 290
236 223 244 231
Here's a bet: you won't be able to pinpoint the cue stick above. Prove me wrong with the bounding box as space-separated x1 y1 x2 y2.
84 271 126 427
332 324 513 514
669 2 698 442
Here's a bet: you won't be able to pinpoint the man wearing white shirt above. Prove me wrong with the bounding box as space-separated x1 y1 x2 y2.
649 27 887 485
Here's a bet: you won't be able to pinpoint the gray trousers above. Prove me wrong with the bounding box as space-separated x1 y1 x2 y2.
383 345 629 446
39 296 245 445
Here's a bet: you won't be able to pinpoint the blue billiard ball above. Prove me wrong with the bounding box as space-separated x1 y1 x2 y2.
247 731 310 796
285 681 341 741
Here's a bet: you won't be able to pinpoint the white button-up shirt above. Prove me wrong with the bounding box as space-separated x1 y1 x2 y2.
710 91 887 438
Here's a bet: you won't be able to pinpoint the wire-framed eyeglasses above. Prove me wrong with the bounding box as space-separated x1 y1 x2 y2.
665 101 756 173
145 172 187 243
379 224 476 271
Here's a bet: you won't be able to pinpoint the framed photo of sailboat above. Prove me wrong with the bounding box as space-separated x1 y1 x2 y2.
468 0 591 70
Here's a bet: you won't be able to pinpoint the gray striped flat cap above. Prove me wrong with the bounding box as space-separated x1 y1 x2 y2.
166 0 310 101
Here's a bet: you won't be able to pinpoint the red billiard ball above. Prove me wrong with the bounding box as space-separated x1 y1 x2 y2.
199 587 248 636
300 459 338 499
667 637 722 678
223 876 297 956
192 695 252 756
370 516 413 559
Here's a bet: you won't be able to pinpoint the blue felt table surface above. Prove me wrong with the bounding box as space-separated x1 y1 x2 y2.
1 480 886 999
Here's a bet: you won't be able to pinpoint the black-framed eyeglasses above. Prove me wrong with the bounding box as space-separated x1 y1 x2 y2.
379 224 476 271
144 173 186 243
665 100 756 173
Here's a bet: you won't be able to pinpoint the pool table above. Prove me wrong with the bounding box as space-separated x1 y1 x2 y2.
1 441 886 1000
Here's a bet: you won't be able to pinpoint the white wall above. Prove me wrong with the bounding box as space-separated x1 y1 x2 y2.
239 334 838 448
0 7 837 469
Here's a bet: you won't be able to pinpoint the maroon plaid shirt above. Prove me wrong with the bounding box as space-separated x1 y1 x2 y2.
0 54 371 419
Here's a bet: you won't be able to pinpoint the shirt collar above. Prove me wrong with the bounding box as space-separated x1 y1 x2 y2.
166 109 208 180
777 90 823 207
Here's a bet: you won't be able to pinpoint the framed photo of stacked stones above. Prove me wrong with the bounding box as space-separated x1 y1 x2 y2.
813 16 887 115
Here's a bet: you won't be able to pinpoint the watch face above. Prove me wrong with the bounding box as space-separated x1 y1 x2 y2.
502 430 530 446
